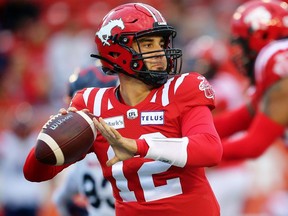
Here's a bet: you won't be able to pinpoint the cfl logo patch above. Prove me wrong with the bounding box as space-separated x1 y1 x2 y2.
127 109 138 120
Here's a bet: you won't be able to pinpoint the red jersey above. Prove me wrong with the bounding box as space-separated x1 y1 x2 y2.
24 73 222 216
252 38 288 104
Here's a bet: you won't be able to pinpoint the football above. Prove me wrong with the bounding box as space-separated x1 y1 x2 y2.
35 111 97 166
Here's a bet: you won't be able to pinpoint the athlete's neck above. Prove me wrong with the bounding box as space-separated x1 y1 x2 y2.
117 74 152 106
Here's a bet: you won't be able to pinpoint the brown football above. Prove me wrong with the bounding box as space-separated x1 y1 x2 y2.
35 111 96 165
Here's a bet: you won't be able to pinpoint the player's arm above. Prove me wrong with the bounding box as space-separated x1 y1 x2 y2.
137 106 222 167
261 77 288 126
213 103 255 139
23 101 87 182
23 147 69 182
222 78 288 160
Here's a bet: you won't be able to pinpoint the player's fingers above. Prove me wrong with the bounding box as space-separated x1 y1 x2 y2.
93 117 114 141
67 107 77 112
99 117 116 139
110 127 122 139
58 108 68 114
106 156 120 167
93 118 106 134
81 108 90 113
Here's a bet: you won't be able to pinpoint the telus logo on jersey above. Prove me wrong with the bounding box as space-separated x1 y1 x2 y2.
141 111 164 125
103 116 124 129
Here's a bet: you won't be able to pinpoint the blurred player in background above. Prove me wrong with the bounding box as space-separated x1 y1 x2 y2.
214 0 288 162
0 103 51 216
183 35 251 216
183 35 248 114
53 63 118 216
213 0 288 214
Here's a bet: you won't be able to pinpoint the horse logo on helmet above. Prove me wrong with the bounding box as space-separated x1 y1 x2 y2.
96 18 125 46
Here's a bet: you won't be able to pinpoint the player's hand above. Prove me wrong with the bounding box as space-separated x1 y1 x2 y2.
56 107 89 116
93 117 137 166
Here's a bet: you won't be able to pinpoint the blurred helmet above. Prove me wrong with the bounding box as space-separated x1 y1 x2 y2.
68 65 118 98
184 35 229 79
92 3 182 87
230 0 288 82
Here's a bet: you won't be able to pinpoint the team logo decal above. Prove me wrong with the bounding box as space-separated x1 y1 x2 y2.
141 111 164 125
243 6 271 31
127 108 138 120
96 18 125 46
198 76 215 99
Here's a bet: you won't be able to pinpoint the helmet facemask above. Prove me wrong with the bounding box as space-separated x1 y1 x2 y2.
129 28 182 87
93 24 182 88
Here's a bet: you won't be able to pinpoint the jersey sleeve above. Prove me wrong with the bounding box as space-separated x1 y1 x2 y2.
174 73 215 111
23 147 69 182
70 88 90 110
222 112 285 160
255 42 288 94
137 104 222 167
213 104 254 139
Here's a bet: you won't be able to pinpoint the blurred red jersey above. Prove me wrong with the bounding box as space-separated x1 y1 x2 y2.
252 39 288 103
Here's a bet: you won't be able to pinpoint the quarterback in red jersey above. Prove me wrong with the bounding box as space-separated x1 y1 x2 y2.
23 3 222 216
214 0 288 160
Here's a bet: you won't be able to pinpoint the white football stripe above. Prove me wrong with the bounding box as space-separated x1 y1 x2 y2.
76 111 97 140
37 133 65 165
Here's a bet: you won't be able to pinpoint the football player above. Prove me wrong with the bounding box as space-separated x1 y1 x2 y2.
214 0 288 160
53 65 117 216
23 3 222 216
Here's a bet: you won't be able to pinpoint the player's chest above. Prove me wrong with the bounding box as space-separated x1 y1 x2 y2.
97 102 181 139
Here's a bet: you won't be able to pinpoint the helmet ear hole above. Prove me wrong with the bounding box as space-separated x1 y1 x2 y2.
119 36 129 44
131 61 140 69
109 52 120 58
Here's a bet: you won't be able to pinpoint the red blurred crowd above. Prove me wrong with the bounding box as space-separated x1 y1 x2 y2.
0 0 245 130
